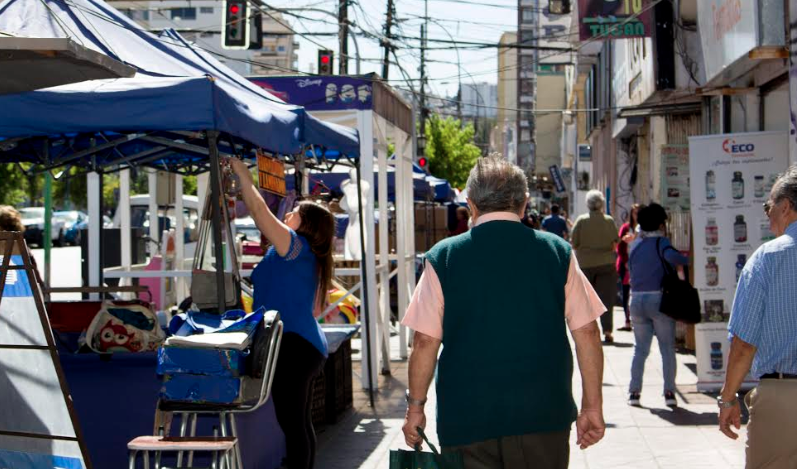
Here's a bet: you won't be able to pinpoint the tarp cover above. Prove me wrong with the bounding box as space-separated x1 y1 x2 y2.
0 0 358 158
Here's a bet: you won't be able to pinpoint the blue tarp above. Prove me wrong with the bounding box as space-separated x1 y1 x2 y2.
0 0 358 162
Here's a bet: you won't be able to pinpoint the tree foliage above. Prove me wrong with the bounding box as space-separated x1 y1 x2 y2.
0 164 28 206
424 115 481 188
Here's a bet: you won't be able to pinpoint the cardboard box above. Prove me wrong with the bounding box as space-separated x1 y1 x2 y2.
434 206 448 230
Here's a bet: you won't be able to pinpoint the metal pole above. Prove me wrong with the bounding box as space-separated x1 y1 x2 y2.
382 0 394 79
339 0 349 75
207 131 227 314
355 160 375 407
43 140 52 296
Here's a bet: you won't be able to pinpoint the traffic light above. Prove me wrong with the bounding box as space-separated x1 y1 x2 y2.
222 0 249 50
318 50 334 75
418 156 429 172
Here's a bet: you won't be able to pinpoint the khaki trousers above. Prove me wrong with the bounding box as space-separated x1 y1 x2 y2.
442 431 570 469
745 379 797 469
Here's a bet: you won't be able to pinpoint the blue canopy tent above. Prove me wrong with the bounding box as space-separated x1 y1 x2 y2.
0 0 359 170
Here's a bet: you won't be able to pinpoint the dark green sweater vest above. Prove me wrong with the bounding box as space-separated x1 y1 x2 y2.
425 220 576 447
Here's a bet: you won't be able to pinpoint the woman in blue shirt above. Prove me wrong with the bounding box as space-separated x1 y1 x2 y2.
627 203 689 408
231 158 335 469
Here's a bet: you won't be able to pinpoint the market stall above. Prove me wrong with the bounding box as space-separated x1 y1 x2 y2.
0 0 367 466
251 75 416 378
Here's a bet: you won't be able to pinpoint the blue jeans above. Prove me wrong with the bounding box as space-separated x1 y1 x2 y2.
628 291 677 394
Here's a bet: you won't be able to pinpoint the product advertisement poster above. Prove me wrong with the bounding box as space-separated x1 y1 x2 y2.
689 131 789 391
660 144 690 211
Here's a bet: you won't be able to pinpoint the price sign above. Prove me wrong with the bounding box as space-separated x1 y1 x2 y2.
256 151 287 197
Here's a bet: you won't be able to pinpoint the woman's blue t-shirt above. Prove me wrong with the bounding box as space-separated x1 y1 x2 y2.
251 230 328 357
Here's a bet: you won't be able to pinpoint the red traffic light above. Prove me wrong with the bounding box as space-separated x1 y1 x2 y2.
320 55 330 64
418 157 428 168
229 4 239 14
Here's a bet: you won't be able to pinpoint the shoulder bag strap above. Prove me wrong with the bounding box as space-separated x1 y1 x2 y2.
655 238 675 276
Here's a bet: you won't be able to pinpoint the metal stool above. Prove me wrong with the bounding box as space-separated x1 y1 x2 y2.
128 435 237 469
157 314 283 469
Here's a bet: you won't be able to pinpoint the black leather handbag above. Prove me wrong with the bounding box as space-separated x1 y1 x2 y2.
656 238 701 324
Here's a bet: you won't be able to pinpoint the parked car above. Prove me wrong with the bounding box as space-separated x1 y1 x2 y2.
111 195 200 243
19 207 66 247
54 210 88 246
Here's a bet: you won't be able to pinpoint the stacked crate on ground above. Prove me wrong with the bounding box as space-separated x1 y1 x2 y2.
415 203 450 252
310 326 358 427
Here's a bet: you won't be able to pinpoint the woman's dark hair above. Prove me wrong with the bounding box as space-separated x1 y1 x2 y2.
295 201 337 307
637 203 668 232
629 203 643 231
456 206 470 220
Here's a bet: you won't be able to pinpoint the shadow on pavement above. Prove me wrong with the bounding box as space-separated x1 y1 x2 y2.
649 405 749 426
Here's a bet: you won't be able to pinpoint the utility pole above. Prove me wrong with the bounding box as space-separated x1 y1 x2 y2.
382 0 394 79
338 0 348 75
418 22 428 158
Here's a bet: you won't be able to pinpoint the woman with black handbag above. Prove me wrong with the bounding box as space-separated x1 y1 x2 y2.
626 203 689 408
230 158 336 469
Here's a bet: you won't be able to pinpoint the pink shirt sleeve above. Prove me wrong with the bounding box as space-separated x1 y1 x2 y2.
400 261 444 340
401 254 605 339
565 254 607 331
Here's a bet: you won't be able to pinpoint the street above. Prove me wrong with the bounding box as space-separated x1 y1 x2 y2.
316 310 747 468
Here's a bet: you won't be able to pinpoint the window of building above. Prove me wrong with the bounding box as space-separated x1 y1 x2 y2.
520 29 535 44
277 45 285 52
141 10 150 20
200 7 214 14
170 7 196 20
521 8 535 23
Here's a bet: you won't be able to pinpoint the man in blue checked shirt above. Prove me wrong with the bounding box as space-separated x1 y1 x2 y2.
719 165 797 469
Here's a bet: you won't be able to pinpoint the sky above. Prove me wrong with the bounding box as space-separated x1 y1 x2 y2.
269 0 518 99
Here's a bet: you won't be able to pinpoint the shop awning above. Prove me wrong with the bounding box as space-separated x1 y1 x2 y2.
617 101 702 119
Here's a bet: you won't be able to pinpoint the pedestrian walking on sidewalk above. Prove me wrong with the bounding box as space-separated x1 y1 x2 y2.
617 204 643 332
401 155 607 469
719 165 797 469
571 190 619 343
541 204 569 240
626 203 688 408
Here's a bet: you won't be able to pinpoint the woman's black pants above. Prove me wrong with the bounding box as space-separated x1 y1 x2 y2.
272 332 326 469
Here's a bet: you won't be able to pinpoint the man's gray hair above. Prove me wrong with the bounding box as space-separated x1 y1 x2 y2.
773 164 797 212
586 189 605 211
466 154 528 214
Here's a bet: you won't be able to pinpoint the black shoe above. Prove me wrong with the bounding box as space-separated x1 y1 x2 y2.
664 391 677 407
628 392 641 406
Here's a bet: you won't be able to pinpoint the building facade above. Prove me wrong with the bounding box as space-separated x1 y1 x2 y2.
495 32 518 162
563 0 789 229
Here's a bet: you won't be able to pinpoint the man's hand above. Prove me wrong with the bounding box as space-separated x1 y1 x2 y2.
718 402 742 440
402 407 427 449
576 409 605 449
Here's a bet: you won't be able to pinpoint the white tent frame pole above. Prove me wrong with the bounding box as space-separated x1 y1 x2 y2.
120 169 132 299
147 169 159 247
376 118 391 374
395 132 411 359
175 174 186 300
87 171 101 300
357 109 379 392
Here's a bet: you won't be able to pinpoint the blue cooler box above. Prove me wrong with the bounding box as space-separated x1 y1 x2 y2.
157 346 249 377
160 374 243 404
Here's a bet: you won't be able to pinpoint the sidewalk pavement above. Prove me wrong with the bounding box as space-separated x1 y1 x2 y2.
316 308 747 468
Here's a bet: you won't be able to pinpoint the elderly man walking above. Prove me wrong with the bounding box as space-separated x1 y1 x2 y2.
571 190 620 343
401 156 607 468
719 165 797 469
